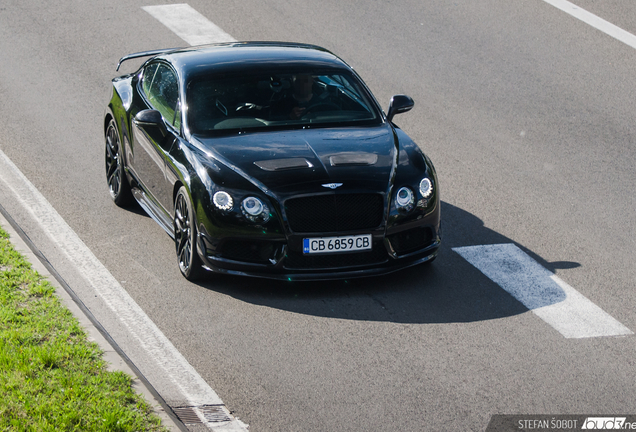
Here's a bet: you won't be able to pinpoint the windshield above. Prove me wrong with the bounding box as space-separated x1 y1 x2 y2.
186 71 381 134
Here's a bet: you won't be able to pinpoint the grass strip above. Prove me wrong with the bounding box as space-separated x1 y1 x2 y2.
0 226 167 431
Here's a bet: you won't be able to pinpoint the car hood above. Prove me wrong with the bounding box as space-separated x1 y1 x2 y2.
194 125 397 195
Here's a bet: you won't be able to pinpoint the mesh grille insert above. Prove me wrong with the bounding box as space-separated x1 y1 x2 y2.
219 240 276 264
388 227 433 255
285 193 383 233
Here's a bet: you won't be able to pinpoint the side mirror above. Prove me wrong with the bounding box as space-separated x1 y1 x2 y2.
133 109 168 139
133 109 164 127
386 95 414 122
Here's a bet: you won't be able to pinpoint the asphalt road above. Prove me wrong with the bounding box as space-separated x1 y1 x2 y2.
1 1 636 431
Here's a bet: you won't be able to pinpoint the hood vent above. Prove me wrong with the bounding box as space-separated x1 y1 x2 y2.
329 152 378 166
254 158 313 171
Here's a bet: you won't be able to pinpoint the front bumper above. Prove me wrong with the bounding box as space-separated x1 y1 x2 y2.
197 221 440 281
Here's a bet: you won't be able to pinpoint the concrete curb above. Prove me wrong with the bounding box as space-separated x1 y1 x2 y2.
0 209 186 432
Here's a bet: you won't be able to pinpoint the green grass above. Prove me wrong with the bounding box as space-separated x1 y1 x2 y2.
0 227 167 431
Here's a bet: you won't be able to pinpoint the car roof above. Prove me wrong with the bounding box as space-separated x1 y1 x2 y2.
149 42 353 79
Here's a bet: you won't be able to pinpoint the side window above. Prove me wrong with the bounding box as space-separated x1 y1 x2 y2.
173 101 182 131
142 63 180 128
142 63 159 98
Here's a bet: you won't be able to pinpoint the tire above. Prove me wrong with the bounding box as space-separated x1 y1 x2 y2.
174 186 204 280
105 119 132 206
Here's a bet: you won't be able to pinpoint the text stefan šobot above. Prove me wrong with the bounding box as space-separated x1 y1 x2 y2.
518 419 578 430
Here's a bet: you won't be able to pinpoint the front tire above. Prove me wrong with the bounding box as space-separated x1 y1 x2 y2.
105 119 132 206
174 186 204 281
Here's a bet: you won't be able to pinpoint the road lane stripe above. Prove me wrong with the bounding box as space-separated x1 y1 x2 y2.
0 149 248 431
453 244 632 338
143 4 236 46
543 0 636 50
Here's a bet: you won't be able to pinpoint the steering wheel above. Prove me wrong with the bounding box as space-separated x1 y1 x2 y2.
235 102 260 112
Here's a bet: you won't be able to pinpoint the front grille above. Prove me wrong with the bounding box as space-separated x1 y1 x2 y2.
388 227 433 255
219 240 276 264
284 245 388 270
284 194 384 233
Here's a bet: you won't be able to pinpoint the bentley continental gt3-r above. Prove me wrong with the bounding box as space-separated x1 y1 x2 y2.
104 42 440 280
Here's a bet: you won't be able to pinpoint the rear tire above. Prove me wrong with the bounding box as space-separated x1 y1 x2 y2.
105 119 132 207
174 186 204 281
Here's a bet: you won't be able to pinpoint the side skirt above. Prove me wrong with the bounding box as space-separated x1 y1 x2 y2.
132 187 175 239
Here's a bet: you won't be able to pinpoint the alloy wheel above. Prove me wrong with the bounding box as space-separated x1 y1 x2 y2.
105 122 122 199
174 192 192 274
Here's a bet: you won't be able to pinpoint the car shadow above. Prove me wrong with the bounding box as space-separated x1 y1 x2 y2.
117 196 151 218
195 201 580 324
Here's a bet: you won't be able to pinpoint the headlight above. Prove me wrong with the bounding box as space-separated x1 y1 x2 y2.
241 196 270 223
395 187 415 212
419 178 433 198
213 191 233 211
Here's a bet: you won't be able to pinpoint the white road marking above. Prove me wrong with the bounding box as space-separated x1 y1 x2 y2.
453 244 632 339
143 4 236 46
543 0 636 50
0 149 248 431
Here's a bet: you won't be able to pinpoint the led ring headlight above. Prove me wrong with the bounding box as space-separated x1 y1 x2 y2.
419 178 433 198
396 187 415 212
241 196 270 223
213 191 233 211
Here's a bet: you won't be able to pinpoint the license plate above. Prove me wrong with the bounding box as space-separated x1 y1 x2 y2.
303 234 372 254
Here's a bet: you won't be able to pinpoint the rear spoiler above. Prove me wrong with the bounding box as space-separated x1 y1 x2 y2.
116 48 183 71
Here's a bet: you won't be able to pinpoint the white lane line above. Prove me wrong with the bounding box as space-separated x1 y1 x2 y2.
453 244 632 339
143 4 236 46
543 0 636 50
0 149 248 431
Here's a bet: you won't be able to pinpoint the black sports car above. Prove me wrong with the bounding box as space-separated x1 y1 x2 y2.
104 42 440 281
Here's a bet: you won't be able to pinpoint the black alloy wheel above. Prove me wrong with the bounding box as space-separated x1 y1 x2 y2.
105 119 132 206
174 186 204 280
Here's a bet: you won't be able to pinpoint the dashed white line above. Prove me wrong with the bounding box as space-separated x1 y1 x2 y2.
543 0 636 50
453 244 632 338
143 4 236 46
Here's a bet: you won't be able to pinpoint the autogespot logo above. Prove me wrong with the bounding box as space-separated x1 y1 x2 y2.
582 417 628 429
